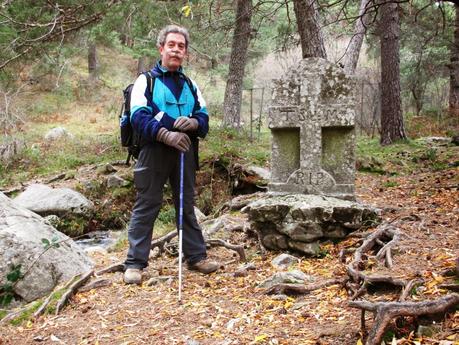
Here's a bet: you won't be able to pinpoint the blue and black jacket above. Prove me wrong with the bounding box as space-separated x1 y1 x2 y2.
130 61 209 144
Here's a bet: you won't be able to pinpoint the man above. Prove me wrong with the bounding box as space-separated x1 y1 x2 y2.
124 25 219 284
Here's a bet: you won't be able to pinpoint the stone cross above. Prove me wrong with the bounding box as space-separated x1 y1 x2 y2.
268 58 356 200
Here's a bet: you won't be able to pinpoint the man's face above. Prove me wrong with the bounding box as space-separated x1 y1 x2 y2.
159 33 187 71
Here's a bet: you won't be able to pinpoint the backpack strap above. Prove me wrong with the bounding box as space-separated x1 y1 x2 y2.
182 74 195 97
143 71 155 95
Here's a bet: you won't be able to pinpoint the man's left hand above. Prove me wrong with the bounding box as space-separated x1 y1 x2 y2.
174 116 198 132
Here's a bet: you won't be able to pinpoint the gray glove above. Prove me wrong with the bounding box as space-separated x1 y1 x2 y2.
156 127 191 152
174 116 199 132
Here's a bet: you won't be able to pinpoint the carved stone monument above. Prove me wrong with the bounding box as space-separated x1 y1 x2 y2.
268 58 356 200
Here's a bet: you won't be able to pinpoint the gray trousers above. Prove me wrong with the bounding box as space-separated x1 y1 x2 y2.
124 141 206 269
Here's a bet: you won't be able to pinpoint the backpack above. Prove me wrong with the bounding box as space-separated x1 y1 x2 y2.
119 71 196 165
119 71 154 165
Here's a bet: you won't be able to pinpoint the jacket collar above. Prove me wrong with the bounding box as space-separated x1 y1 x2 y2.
152 60 185 77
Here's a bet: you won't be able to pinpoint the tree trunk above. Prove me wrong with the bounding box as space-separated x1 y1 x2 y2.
293 0 327 59
411 87 423 116
88 43 98 80
379 1 406 145
343 0 372 74
449 4 459 115
137 56 147 74
222 0 253 128
121 7 133 48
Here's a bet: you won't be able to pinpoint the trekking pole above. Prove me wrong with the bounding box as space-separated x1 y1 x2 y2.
178 151 185 302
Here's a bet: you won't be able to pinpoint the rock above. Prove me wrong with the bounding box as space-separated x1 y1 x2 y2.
44 215 60 228
244 194 380 255
356 156 385 174
226 192 265 211
83 246 108 255
0 193 93 302
194 207 206 223
201 213 249 238
287 240 321 256
146 276 175 286
416 324 442 337
186 340 200 345
81 180 100 192
258 270 312 289
0 138 25 163
419 136 452 146
97 163 117 175
271 253 299 270
14 183 94 216
291 301 310 311
233 263 256 277
106 174 129 188
44 127 74 141
245 165 271 181
233 269 248 277
270 294 288 301
226 318 240 331
262 233 289 250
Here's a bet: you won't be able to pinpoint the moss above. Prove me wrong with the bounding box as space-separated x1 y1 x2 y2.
7 289 67 326
9 300 42 326
272 128 300 179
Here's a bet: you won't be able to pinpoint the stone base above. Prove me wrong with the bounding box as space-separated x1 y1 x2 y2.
243 193 380 256
268 182 355 201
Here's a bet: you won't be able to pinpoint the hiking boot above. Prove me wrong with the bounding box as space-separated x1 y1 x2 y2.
124 268 142 284
188 258 220 274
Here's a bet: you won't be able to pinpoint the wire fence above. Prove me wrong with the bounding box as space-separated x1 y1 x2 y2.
239 81 382 141
240 87 271 142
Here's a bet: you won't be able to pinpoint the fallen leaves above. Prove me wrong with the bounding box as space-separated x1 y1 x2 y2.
2 165 459 344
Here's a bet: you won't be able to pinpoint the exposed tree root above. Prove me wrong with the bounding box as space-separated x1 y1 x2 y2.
55 270 94 314
0 305 28 325
95 263 124 275
439 283 459 292
33 272 80 319
265 277 348 296
33 293 55 319
349 293 459 345
206 239 246 262
79 278 112 292
346 223 407 299
150 230 246 261
2 271 96 322
343 220 459 344
399 279 423 302
150 231 177 254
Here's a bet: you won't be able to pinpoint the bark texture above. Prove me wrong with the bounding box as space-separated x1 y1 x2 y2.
222 0 253 128
137 56 147 74
449 4 459 115
343 0 372 74
293 0 327 59
379 1 406 145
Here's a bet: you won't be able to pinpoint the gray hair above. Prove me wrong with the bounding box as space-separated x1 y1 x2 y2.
156 25 190 49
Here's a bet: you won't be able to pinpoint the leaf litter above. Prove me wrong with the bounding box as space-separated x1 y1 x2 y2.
0 163 458 345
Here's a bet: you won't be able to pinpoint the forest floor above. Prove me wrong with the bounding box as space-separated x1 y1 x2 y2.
1 145 458 345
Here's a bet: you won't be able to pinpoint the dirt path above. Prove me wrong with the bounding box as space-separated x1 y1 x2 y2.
1 166 458 345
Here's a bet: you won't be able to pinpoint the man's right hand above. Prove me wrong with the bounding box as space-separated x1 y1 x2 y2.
156 127 191 152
